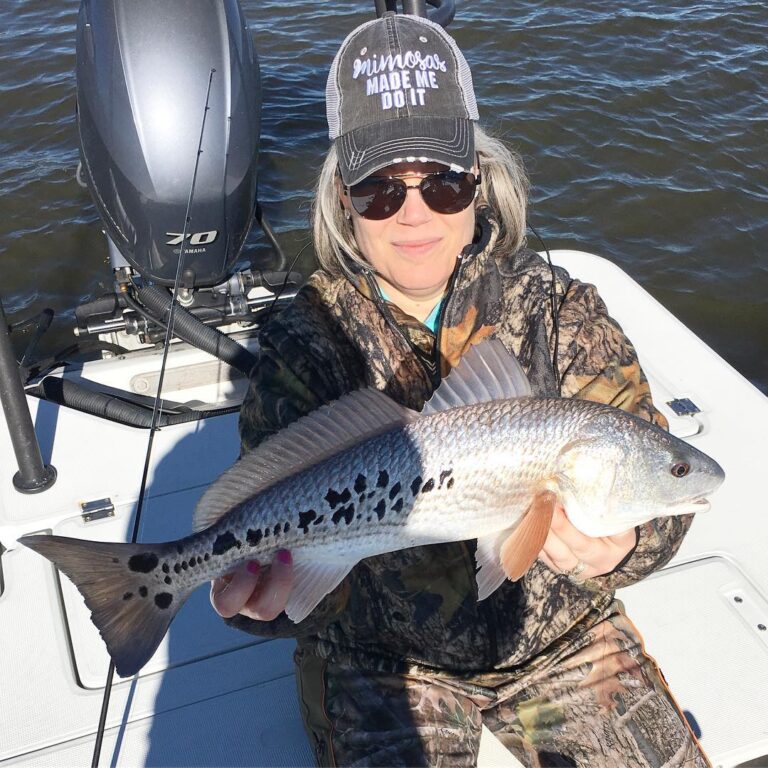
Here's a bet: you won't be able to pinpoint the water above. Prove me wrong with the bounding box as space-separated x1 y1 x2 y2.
1 0 766 393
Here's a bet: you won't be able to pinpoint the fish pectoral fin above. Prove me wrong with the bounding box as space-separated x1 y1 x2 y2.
284 559 355 624
475 529 515 600
500 490 557 581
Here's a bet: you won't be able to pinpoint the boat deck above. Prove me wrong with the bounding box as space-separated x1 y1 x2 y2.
1 251 765 767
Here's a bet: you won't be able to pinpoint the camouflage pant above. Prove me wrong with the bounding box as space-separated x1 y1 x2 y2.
295 608 709 767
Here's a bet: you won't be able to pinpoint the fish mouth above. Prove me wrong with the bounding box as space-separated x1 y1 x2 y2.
673 496 711 514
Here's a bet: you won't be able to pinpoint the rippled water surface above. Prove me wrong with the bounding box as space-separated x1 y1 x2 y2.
1 0 766 392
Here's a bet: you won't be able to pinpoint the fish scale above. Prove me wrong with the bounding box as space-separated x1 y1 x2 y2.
19 341 724 677
162 397 608 585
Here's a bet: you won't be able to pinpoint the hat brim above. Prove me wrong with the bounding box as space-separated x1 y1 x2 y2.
337 116 475 186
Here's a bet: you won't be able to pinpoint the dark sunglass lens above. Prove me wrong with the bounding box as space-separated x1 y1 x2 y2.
421 172 476 214
350 178 406 220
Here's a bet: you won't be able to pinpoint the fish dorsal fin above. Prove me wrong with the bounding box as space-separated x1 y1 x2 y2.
192 388 416 532
500 490 557 581
421 339 531 415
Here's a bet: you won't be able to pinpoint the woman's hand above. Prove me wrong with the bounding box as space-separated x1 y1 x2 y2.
539 506 637 581
210 549 294 621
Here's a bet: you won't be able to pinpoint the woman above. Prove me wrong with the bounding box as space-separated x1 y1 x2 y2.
212 12 707 767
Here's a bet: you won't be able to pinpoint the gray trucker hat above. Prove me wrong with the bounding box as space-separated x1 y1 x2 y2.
327 13 479 186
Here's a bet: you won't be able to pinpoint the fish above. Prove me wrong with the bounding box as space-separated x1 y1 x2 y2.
19 340 725 677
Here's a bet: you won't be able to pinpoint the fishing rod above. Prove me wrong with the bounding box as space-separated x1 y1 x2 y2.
90 68 217 768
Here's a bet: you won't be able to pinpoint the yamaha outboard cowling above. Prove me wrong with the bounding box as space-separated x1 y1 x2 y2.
76 0 260 288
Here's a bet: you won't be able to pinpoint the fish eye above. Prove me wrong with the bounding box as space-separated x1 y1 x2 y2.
670 462 691 478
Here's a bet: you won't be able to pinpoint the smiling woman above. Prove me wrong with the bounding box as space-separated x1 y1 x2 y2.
341 161 477 321
205 10 712 768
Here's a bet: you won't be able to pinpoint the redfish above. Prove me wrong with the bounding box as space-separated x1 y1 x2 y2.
20 340 724 676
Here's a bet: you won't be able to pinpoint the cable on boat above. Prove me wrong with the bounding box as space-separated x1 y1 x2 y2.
260 239 313 327
528 223 562 393
255 201 288 271
19 339 130 384
9 308 54 370
90 68 218 768
30 376 239 427
135 284 259 377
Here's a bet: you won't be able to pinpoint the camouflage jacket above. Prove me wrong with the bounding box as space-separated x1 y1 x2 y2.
228 211 691 675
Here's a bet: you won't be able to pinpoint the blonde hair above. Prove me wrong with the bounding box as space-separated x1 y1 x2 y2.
311 124 529 278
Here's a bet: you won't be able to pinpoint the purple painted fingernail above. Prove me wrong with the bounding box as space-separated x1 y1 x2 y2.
276 550 292 565
246 561 260 575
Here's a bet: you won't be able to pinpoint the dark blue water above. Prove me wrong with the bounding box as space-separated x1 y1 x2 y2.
1 0 766 392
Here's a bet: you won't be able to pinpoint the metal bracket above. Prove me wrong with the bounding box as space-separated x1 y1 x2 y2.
666 398 701 417
81 498 115 523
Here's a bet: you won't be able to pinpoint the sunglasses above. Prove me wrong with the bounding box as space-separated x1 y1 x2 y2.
344 170 481 220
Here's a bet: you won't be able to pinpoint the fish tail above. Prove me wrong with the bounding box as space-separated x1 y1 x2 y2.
20 534 193 677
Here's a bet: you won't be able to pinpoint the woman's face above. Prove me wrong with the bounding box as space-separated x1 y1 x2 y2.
341 161 477 305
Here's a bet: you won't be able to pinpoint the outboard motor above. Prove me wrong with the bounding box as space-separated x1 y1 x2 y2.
73 0 299 352
76 0 260 288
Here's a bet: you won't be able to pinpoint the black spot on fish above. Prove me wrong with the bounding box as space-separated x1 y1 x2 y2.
182 562 188 570
332 504 355 526
377 470 389 488
128 552 159 573
123 592 133 601
212 532 238 555
367 490 376 499
392 498 404 513
264 528 270 538
283 522 291 533
325 487 352 508
164 576 172 585
246 528 263 546
176 544 184 555
447 477 455 489
374 499 386 521
389 482 401 500
354 474 367 493
197 556 203 565
154 592 173 610
411 476 422 496
204 553 210 561
313 515 325 526
173 563 181 574
139 586 148 598
162 563 170 574
422 478 435 493
274 523 281 537
298 509 317 534
439 469 453 488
